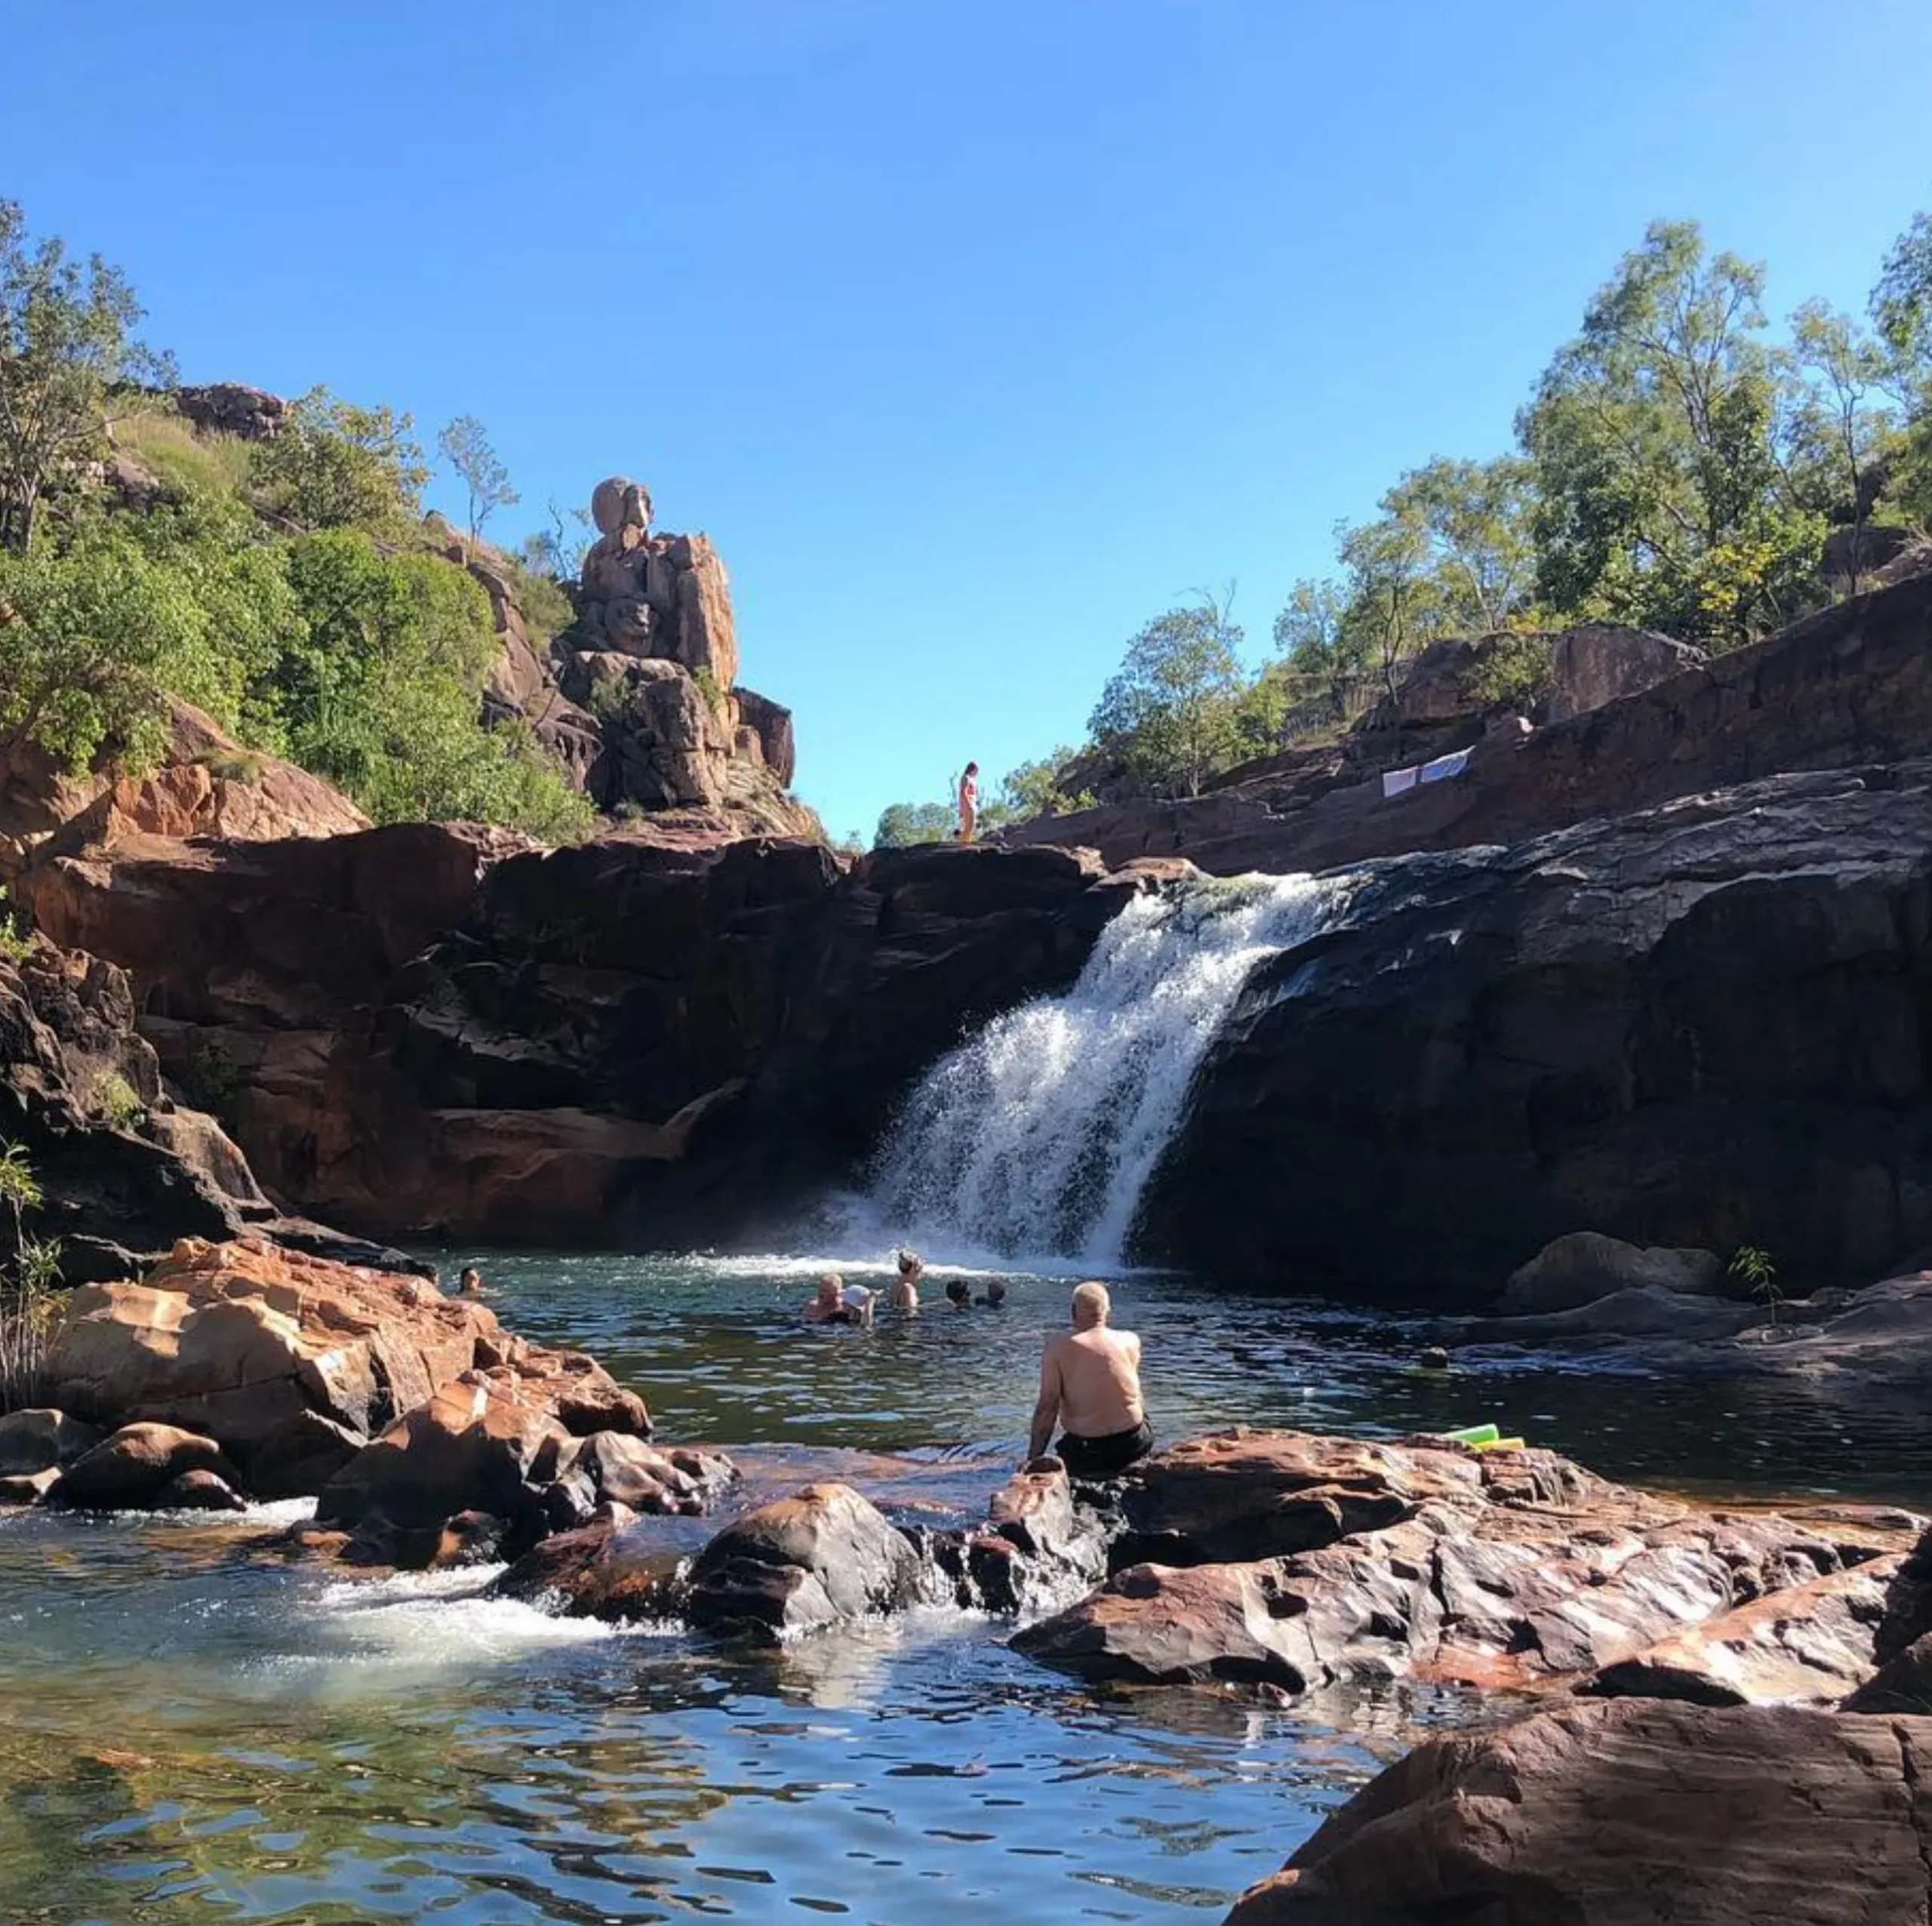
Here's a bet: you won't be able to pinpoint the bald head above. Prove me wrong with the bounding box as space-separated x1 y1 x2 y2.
1071 1281 1110 1329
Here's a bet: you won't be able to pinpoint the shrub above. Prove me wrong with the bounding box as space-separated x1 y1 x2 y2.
183 1037 241 1113
1464 631 1554 711
116 410 254 500
91 1069 146 1131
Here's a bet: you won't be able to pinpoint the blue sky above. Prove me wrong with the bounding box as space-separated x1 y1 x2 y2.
7 1 1931 840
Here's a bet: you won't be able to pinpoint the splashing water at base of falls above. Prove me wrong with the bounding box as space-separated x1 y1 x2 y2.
864 872 1346 1267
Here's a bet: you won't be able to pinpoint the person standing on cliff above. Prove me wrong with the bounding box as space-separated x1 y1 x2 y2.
1026 1281 1152 1478
956 762 980 844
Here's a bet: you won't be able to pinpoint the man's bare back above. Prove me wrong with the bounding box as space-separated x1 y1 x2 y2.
1028 1281 1152 1478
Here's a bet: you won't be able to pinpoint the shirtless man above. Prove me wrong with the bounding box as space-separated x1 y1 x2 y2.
1026 1281 1152 1478
890 1251 922 1312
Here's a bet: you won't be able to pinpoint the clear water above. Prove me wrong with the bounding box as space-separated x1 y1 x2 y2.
2 1249 1926 1925
861 875 1346 1267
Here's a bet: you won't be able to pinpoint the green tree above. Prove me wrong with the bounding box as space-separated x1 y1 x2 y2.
1872 211 1932 523
1088 599 1245 798
1520 218 1820 645
0 200 175 553
271 528 588 835
1381 454 1537 633
1784 301 1897 593
253 386 428 532
873 799 954 848
0 521 208 770
1336 512 1443 712
438 414 518 544
995 748 1093 821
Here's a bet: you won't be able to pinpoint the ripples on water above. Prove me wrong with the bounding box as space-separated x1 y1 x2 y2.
1 1249 1924 1922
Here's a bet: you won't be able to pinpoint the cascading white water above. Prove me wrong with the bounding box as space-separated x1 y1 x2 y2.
863 872 1346 1268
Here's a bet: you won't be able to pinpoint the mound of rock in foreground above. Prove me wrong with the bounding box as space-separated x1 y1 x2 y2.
5 1237 734 1561
1014 1429 1924 1707
1225 1698 1932 1926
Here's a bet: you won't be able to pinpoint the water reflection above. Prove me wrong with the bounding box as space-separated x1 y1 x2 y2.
0 1248 1925 1923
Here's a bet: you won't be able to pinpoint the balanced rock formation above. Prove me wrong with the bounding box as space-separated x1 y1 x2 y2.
1225 1699 1932 1926
459 473 811 835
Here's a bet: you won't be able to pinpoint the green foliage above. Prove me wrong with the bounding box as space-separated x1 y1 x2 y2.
1382 455 1537 634
0 198 175 553
270 528 590 835
1088 601 1246 798
252 385 428 533
438 414 518 543
693 665 724 715
503 553 574 640
0 519 209 770
116 409 254 500
873 799 955 848
1518 220 1827 646
0 1230 61 1414
91 1070 146 1131
1464 632 1554 710
995 748 1094 822
1872 213 1932 524
0 909 30 964
182 1037 241 1114
0 1143 41 1218
1728 1244 1783 1324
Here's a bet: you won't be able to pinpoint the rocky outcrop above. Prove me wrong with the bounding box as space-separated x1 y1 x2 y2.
171 383 287 442
1010 570 1932 875
1013 1429 1919 1699
683 1482 921 1640
0 697 368 854
1225 1699 1932 1926
307 1353 724 1569
1500 1231 1726 1313
42 1237 500 1488
0 930 270 1276
53 1420 243 1510
1141 763 1932 1301
19 820 1147 1245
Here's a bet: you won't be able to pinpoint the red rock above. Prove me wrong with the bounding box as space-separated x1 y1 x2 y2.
684 1483 921 1641
55 1422 242 1509
1224 1700 1932 1925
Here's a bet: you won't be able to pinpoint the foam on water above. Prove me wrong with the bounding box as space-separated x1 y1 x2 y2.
863 872 1346 1266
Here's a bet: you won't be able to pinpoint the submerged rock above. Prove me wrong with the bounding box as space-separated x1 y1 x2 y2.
489 1505 691 1620
927 1457 1112 1614
684 1482 921 1641
1223 1700 1932 1925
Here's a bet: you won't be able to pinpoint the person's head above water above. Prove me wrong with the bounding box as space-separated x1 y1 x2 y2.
945 1278 971 1307
897 1249 922 1279
982 1279 1008 1306
1071 1281 1110 1329
459 1266 482 1293
816 1273 844 1306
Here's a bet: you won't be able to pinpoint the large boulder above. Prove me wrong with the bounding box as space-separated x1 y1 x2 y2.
1108 1430 1484 1569
1500 1230 1726 1312
54 1421 242 1509
1540 623 1706 723
683 1482 921 1640
0 1408 101 1476
1223 1700 1932 1925
43 1238 498 1484
1014 1430 1916 1697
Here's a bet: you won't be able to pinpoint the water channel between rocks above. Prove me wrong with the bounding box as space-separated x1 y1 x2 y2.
3 1251 1927 1925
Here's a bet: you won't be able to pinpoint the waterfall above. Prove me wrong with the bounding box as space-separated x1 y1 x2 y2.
863 872 1345 1269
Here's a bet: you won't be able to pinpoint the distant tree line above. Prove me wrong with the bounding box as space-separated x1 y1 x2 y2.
875 212 1932 838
